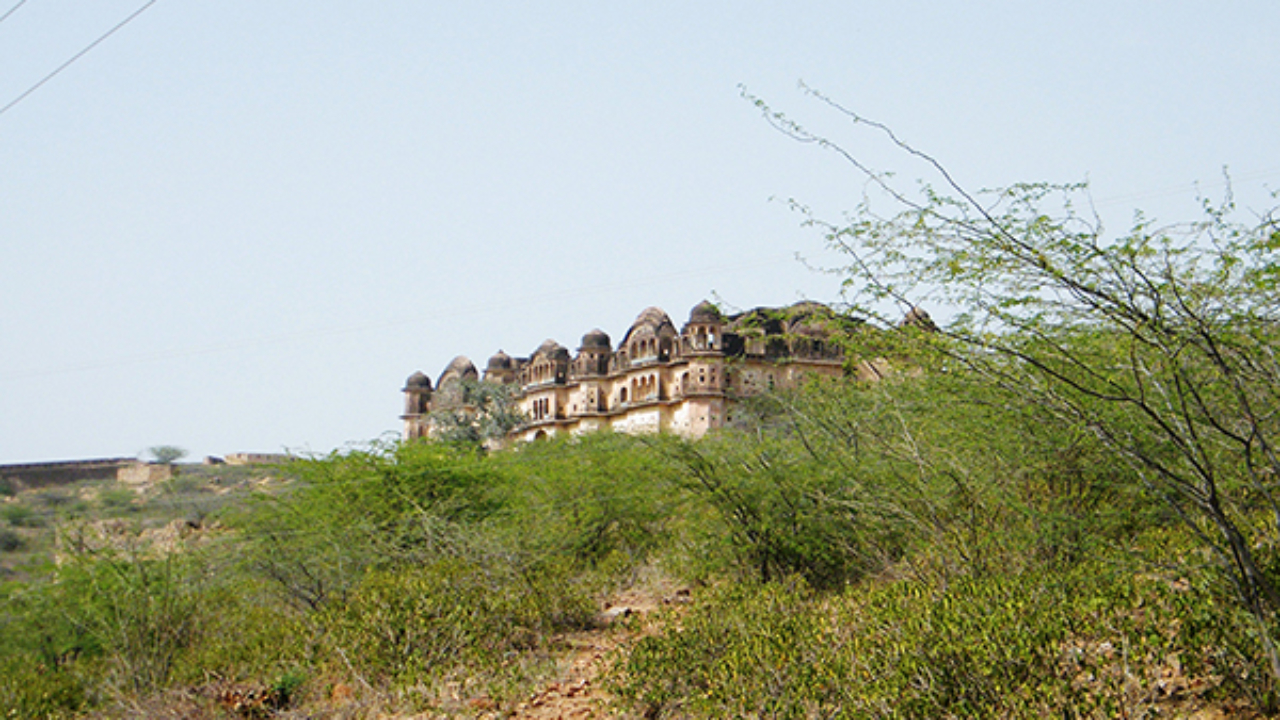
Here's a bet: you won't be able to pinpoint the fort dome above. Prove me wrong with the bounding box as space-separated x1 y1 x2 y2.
404 371 431 390
533 339 570 361
622 307 676 344
631 306 672 330
438 356 478 386
688 300 723 324
581 328 611 350
486 350 513 371
902 306 937 330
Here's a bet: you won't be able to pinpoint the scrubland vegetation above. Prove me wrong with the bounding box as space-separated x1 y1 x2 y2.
5 132 1280 715
4 364 1279 718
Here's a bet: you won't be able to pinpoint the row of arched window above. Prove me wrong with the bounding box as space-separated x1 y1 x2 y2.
530 397 553 420
525 361 565 385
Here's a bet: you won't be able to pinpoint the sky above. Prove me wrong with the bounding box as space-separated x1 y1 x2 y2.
2 1 1277 463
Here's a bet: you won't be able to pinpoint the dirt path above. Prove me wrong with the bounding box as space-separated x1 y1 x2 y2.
505 583 685 719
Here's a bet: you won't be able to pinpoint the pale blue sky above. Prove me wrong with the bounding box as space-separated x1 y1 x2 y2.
2 1 1277 462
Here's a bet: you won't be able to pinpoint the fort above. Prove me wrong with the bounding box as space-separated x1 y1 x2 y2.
403 300 898 443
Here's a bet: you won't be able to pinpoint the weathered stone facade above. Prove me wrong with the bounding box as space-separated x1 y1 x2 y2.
404 301 891 443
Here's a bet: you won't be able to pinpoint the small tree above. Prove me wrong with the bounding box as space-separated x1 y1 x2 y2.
426 380 526 447
145 446 187 465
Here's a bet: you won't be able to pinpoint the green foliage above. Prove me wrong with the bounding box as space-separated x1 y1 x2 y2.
0 651 90 719
34 491 73 509
0 548 209 717
616 579 843 718
59 553 204 695
235 441 503 610
159 473 206 496
97 488 136 513
493 432 683 569
146 446 187 464
4 351 1275 716
0 477 14 497
428 379 527 445
616 555 1263 718
656 428 896 589
1 503 43 528
754 89 1280 681
322 558 594 690
663 371 1116 586
0 528 23 553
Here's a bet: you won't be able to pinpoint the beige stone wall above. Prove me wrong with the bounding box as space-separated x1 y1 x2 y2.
611 405 664 434
225 453 290 466
117 462 173 485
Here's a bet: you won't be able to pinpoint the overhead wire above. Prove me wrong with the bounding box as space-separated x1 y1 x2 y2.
0 0 28 26
1091 167 1280 208
0 0 159 118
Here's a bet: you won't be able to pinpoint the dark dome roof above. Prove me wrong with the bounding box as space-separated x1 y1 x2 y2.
902 306 937 331
632 306 672 329
533 339 570 361
404 371 431 390
688 300 723 324
621 306 676 345
581 328 611 350
486 350 513 371
438 356 478 385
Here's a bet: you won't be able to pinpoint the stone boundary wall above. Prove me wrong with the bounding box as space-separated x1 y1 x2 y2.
224 452 290 466
0 458 137 490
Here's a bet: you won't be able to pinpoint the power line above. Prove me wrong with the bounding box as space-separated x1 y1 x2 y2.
1091 168 1280 208
0 0 159 118
0 0 29 26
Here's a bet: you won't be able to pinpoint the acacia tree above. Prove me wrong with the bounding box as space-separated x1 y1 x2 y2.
752 86 1280 679
145 446 187 464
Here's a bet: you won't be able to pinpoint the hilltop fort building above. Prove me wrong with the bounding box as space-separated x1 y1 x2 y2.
402 301 891 443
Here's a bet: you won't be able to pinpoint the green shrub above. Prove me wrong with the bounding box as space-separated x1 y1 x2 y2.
322 557 593 693
235 441 508 611
98 488 137 512
615 557 1260 718
159 474 207 496
1 503 43 528
0 652 90 719
169 580 310 687
656 429 908 589
493 432 684 570
42 552 206 696
35 491 74 508
0 528 23 553
616 579 846 718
